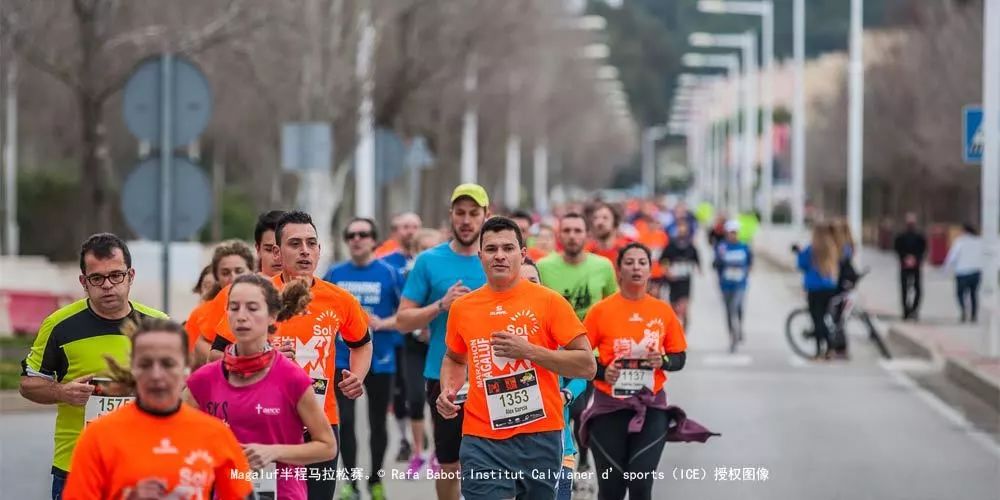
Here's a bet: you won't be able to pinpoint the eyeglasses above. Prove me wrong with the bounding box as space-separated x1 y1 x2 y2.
345 231 373 241
85 270 129 287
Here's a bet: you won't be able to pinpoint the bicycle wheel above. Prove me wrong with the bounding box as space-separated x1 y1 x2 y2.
785 308 817 359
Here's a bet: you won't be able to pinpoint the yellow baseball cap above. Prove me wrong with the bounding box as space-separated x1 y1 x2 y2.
450 183 489 207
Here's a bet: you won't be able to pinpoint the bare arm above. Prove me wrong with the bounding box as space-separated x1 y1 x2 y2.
440 349 468 396
526 334 596 380
349 341 373 383
395 298 441 333
19 376 64 405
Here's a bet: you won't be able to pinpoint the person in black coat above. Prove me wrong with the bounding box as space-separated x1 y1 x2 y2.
894 213 927 320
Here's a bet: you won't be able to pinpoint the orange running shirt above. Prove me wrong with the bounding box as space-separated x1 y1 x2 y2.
217 275 369 425
526 246 549 263
374 239 400 258
445 279 586 439
196 285 230 344
63 403 252 500
584 292 687 397
586 236 633 265
184 301 211 352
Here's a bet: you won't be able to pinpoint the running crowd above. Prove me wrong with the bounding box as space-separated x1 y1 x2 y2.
20 183 725 500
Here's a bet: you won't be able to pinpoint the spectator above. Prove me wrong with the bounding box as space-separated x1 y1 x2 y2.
944 224 984 323
894 213 927 321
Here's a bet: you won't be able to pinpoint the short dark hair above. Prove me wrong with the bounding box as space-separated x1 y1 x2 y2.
963 223 978 235
254 210 286 246
522 256 538 270
79 233 132 274
344 217 379 241
192 265 212 294
479 216 524 249
616 242 652 269
275 211 317 244
559 212 588 230
509 210 532 223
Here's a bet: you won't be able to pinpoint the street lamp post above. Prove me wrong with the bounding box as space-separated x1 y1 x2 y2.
981 0 999 356
684 53 741 214
847 0 864 264
698 1 775 224
642 125 667 199
792 0 807 229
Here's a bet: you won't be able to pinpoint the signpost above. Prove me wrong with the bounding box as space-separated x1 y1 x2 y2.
121 55 213 314
964 106 985 165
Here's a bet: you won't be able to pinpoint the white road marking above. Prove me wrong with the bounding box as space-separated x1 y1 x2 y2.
880 362 1000 459
701 354 753 367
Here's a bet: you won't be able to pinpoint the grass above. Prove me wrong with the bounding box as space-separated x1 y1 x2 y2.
0 335 35 349
0 361 22 390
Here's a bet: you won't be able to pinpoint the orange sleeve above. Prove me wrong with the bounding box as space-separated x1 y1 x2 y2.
583 303 601 350
546 290 587 347
445 302 468 355
661 304 687 354
184 304 205 352
339 292 370 344
211 427 254 500
214 313 236 344
62 425 108 499
198 292 227 343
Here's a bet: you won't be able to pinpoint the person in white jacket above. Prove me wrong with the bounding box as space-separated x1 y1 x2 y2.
944 224 984 322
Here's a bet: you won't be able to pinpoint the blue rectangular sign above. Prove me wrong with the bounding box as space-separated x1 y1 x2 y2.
964 106 983 164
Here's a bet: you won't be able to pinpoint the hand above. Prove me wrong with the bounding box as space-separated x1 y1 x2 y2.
903 255 917 268
338 370 364 399
367 312 385 331
436 388 460 419
415 329 429 343
278 340 295 361
60 375 95 406
490 332 536 361
242 443 280 470
647 351 664 370
604 360 621 385
440 281 472 311
125 478 168 500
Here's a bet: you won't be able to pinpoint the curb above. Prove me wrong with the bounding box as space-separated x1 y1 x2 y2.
888 324 1000 408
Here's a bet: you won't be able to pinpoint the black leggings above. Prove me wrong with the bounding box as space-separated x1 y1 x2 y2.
807 289 837 356
589 408 669 500
335 371 393 486
404 337 429 420
392 346 409 420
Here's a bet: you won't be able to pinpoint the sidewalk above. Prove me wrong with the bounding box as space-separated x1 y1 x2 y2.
754 226 1000 409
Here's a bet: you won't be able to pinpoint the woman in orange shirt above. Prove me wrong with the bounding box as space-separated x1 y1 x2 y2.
63 317 253 500
580 242 688 500
187 240 256 367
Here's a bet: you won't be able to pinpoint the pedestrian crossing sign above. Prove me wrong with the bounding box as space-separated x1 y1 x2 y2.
964 105 983 164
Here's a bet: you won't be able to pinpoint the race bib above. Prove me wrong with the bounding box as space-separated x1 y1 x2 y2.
612 359 655 398
311 377 329 406
723 267 746 282
484 369 545 430
84 377 134 426
251 463 277 499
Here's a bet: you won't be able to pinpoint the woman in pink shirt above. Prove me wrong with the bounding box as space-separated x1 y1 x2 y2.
186 274 337 499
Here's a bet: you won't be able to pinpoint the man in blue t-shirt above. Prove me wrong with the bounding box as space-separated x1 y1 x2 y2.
713 220 753 353
397 184 489 499
324 217 401 500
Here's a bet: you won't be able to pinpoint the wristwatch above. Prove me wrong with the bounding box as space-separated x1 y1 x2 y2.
561 389 573 406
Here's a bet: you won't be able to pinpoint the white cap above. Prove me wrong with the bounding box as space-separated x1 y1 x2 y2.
724 220 741 233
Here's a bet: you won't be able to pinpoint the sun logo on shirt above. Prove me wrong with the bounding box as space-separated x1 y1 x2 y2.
313 310 341 337
184 449 214 466
508 310 540 336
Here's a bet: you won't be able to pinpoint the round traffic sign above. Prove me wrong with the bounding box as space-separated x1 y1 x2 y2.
122 56 213 148
121 156 212 241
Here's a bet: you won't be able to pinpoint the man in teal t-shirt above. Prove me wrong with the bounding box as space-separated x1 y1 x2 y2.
538 213 618 320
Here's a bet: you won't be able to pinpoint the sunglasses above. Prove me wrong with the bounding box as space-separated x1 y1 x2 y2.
345 231 373 241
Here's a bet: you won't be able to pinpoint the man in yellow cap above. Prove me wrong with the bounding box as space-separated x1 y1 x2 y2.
396 183 489 500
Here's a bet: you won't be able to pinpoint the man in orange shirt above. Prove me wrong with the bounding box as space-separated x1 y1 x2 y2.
375 212 422 258
436 216 596 500
586 202 632 264
212 211 373 500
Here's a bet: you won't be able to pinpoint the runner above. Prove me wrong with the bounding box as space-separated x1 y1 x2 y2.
527 223 556 262
184 264 214 348
714 221 753 353
62 317 253 500
192 264 216 299
586 202 632 264
580 242 688 500
378 213 423 464
436 216 596 500
396 184 489 500
187 240 256 367
196 211 286 362
376 212 422 258
19 233 167 500
186 275 337 499
396 228 445 476
510 209 535 246
213 210 373 500
537 212 617 477
660 219 701 327
324 217 402 500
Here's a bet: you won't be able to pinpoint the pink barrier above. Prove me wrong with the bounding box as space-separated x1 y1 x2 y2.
1 290 75 335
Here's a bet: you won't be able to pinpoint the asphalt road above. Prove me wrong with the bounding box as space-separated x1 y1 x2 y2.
2 258 998 500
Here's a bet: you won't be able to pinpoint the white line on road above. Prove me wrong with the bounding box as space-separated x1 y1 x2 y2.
701 354 753 367
879 361 1000 459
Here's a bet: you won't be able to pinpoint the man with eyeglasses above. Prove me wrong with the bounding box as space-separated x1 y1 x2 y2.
19 233 167 500
323 217 402 500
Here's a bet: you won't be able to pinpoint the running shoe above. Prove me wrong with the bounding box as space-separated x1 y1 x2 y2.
406 455 426 479
395 439 412 463
338 483 360 500
370 482 387 500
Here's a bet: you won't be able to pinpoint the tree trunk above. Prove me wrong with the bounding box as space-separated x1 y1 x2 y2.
79 93 112 238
